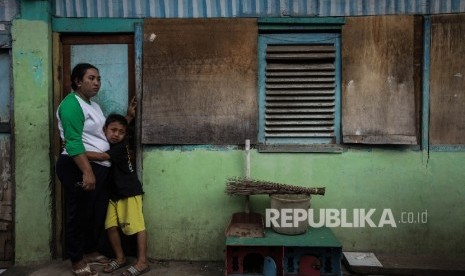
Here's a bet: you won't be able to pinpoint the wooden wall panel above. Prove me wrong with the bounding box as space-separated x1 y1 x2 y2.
0 136 13 266
342 16 419 144
142 19 257 144
430 14 465 145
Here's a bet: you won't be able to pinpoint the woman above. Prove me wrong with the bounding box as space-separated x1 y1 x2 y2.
56 63 113 276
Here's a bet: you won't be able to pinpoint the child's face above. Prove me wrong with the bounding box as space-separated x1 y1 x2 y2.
104 121 127 144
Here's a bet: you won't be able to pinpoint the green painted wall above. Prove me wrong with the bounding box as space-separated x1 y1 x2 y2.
12 1 53 264
143 148 465 260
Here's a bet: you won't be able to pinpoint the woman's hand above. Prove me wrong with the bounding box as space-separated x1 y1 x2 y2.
72 154 97 191
82 170 96 191
126 96 137 123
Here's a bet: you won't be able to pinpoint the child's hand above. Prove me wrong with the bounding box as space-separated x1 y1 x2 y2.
126 96 137 122
86 151 110 161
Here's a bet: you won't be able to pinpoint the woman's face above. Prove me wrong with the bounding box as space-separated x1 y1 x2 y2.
76 68 101 99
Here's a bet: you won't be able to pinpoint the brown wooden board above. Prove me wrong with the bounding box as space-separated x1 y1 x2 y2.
430 14 465 145
0 137 13 266
142 19 258 144
341 16 419 144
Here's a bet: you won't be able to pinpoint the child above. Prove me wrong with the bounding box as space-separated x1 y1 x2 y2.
86 114 149 276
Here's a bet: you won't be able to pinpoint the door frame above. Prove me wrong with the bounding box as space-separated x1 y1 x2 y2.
52 33 137 257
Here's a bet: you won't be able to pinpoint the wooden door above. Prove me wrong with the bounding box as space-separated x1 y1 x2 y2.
53 34 135 257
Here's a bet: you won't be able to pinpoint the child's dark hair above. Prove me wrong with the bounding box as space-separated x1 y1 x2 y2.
105 113 129 128
71 63 99 90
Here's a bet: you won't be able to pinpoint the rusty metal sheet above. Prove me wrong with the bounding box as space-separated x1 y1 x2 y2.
341 16 419 145
430 14 465 144
141 19 258 145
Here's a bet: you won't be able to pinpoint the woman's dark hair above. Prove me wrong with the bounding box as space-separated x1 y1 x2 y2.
71 63 99 90
105 113 129 128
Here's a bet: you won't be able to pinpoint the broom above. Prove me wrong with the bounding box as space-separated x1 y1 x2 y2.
225 177 326 196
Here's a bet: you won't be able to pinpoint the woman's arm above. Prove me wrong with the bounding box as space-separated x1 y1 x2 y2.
58 96 98 191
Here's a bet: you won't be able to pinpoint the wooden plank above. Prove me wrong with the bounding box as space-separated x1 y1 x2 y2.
141 19 258 144
0 137 13 263
344 135 417 144
430 14 465 144
0 232 12 261
52 32 63 258
341 16 419 145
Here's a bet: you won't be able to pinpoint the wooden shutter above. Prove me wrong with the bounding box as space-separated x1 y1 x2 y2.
265 44 336 140
341 16 420 145
430 14 465 145
141 19 257 145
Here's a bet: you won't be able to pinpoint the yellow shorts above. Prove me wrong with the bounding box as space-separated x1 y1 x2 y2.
105 195 145 236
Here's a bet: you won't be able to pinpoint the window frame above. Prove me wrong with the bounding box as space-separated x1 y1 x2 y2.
257 33 342 148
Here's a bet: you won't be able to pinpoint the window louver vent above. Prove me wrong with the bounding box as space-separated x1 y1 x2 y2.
265 44 336 139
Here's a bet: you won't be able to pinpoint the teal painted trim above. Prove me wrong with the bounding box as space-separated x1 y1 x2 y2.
259 33 340 45
52 18 142 33
257 33 341 146
258 17 345 31
135 22 143 179
259 25 344 30
227 227 341 247
422 16 430 152
257 35 266 143
264 138 334 144
334 36 341 144
144 145 242 152
258 17 345 25
258 144 343 153
19 0 50 21
430 145 465 152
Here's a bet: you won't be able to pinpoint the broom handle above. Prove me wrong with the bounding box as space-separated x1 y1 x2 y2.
246 139 250 179
245 139 250 213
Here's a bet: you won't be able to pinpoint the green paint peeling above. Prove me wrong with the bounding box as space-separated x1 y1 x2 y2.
12 17 52 264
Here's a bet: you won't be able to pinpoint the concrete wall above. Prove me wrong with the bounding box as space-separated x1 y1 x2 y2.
143 148 465 260
12 0 53 264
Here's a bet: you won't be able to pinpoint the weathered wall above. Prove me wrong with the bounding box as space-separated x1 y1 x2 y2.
9 0 465 265
143 148 465 260
12 1 53 264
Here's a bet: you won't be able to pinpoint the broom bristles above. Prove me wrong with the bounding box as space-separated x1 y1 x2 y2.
225 177 325 196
